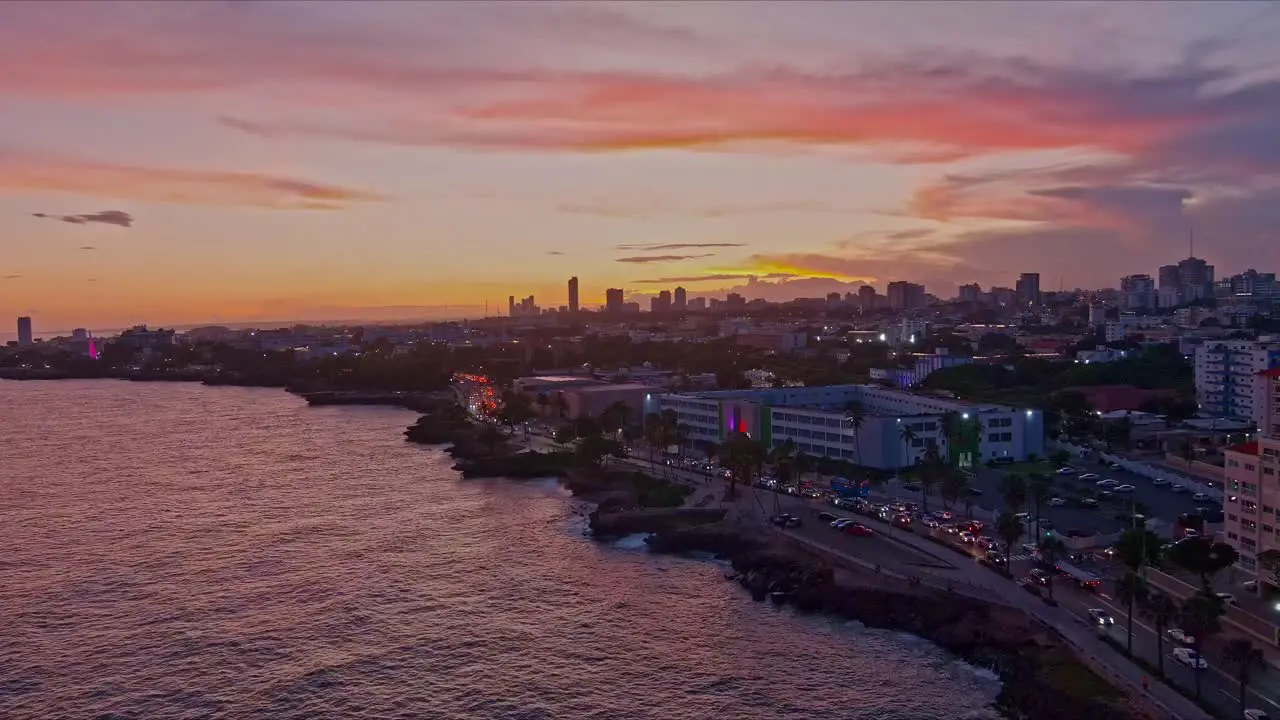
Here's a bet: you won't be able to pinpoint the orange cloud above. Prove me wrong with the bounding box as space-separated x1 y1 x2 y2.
0 151 387 209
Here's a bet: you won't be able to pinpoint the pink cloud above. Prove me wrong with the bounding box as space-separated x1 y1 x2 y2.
0 150 386 209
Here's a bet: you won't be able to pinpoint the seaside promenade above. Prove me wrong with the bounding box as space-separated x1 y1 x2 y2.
611 450 1212 720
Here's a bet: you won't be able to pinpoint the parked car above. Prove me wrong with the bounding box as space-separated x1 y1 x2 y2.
1192 492 1210 502
967 487 984 495
1057 467 1078 475
1079 497 1099 508
1216 592 1238 605
1152 477 1171 486
1244 709 1273 720
844 523 874 537
1079 473 1100 481
1049 497 1067 506
1171 484 1187 493
1087 608 1115 626
1167 628 1195 645
1114 484 1136 493
771 514 801 528
1173 647 1208 669
1096 479 1119 487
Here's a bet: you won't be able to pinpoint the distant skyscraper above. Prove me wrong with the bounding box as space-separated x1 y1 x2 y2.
673 286 687 310
605 288 624 313
1015 273 1040 306
689 296 707 311
508 295 516 317
654 290 672 313
958 283 981 303
1177 256 1214 301
16 316 33 347
857 285 877 311
567 276 579 313
1120 274 1156 310
725 292 746 309
886 281 925 311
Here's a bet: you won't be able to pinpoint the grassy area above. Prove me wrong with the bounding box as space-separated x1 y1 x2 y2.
629 472 695 508
992 460 1057 475
1037 646 1124 701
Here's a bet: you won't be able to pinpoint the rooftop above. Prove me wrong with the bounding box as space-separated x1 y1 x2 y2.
1227 441 1260 456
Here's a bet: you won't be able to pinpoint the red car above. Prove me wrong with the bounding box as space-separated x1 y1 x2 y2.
960 520 984 534
844 523 874 537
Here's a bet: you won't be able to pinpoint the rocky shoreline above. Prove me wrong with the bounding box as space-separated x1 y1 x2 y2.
644 523 1159 720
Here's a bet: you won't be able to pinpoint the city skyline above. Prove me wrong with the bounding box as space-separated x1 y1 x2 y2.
3 1 1280 329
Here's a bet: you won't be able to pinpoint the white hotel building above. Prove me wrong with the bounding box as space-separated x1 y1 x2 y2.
647 384 1045 470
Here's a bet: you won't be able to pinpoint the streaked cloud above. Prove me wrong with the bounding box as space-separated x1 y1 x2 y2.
0 150 387 209
616 254 713 264
634 272 795 284
78 246 97 251
33 209 134 228
616 242 746 251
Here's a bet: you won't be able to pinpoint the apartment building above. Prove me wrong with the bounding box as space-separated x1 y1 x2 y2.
1195 339 1280 424
652 384 1044 469
1223 369 1280 578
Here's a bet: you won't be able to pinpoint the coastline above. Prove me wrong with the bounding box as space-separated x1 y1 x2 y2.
5 377 1171 720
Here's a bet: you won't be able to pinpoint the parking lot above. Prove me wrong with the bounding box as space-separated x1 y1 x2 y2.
884 455 1222 537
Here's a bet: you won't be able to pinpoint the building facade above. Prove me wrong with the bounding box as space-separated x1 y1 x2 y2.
567 277 579 313
1195 339 1280 424
654 384 1044 469
1222 369 1280 578
1016 273 1041 307
605 288 624 313
16 316 33 347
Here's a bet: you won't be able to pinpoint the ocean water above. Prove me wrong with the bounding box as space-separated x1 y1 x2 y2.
0 380 1002 719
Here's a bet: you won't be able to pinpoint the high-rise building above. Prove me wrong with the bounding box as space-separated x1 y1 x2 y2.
653 290 673 313
1015 273 1040 306
725 292 746 309
989 286 1016 307
688 297 707 311
1221 369 1280 577
957 283 981 303
1119 274 1156 310
1195 340 1280 422
17 316 33 347
673 286 687 310
1218 269 1277 301
508 296 516 317
886 281 925 311
605 288 624 313
857 285 877 311
567 277 579 313
1178 257 1215 302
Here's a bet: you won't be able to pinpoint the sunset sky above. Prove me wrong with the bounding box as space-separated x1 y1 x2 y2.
3 1 1280 333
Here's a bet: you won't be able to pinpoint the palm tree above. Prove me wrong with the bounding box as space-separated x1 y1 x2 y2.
939 410 960 465
1038 535 1067 600
995 511 1023 569
1149 593 1177 678
999 473 1028 514
1028 473 1052 539
1116 574 1148 655
535 392 549 417
1224 638 1266 718
1115 528 1162 655
643 412 664 468
599 400 631 437
939 469 965 510
845 401 866 467
770 438 797 484
477 424 505 456
1180 593 1226 700
719 431 766 499
898 424 919 494
919 444 944 513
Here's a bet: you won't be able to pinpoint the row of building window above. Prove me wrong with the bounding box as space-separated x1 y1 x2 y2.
987 432 1013 443
987 417 1013 428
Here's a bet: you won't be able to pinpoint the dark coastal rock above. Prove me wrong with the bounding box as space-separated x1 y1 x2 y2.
647 523 1154 720
587 507 727 539
453 450 575 479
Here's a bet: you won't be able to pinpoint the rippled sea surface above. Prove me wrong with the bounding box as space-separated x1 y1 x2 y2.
1 381 1002 720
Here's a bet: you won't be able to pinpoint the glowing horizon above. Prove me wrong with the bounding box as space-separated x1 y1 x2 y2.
3 1 1280 330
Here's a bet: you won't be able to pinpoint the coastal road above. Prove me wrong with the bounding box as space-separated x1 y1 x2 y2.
1051 582 1280 718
